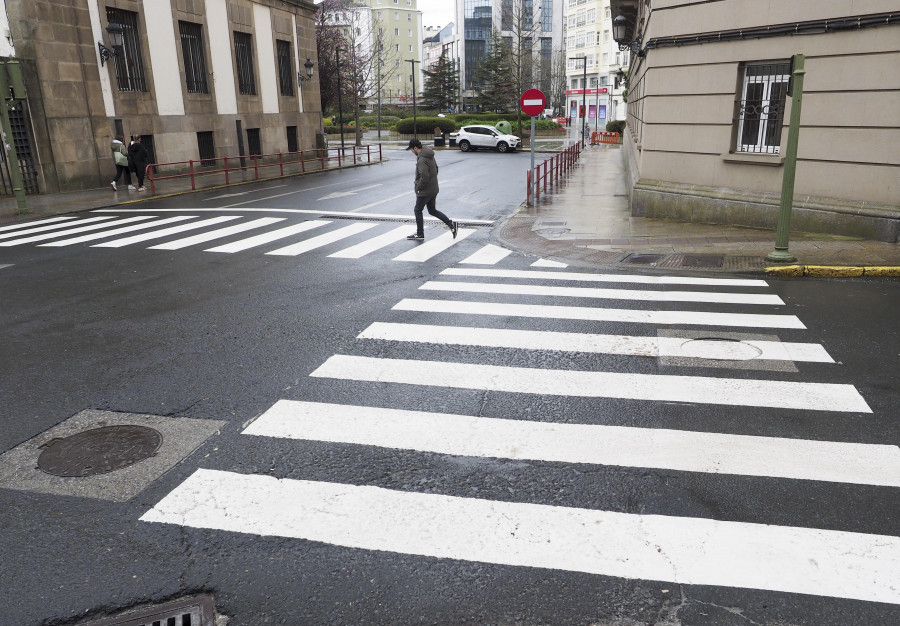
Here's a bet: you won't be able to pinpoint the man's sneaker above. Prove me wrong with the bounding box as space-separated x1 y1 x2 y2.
110 181 116 191
451 221 459 239
406 233 424 240
128 184 137 191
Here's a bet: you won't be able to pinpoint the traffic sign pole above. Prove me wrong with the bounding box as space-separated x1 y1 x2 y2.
520 89 546 206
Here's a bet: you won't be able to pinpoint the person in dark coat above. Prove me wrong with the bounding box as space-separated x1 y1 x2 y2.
127 135 150 191
404 138 457 241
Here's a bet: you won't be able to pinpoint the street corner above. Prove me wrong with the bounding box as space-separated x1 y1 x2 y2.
765 265 900 277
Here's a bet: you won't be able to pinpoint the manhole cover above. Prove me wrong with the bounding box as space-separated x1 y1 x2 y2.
624 253 663 265
37 425 162 477
679 338 763 361
534 227 570 235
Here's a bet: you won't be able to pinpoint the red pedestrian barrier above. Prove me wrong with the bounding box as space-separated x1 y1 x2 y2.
590 131 622 145
526 143 582 205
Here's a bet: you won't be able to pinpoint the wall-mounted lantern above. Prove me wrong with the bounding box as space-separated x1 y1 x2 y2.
98 22 124 66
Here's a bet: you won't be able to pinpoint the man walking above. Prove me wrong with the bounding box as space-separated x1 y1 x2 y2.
405 138 458 240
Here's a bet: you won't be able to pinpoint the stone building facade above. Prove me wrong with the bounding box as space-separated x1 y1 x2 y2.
1 0 320 194
611 0 899 242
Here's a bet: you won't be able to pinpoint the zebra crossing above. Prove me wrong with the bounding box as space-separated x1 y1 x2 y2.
139 258 900 608
0 213 489 264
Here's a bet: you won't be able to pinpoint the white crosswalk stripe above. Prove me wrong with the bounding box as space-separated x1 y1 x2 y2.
147 217 286 250
40 216 197 246
328 225 410 258
0 216 119 244
357 321 835 362
204 220 331 253
266 222 379 256
459 244 511 265
0 215 77 233
392 229 475 262
137 255 896 606
142 469 900 605
93 216 242 248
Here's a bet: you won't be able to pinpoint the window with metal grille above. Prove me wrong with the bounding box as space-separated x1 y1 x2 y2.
286 126 298 153
179 21 209 94
735 62 790 154
247 128 261 156
276 39 294 97
197 131 215 166
234 31 256 95
106 7 148 92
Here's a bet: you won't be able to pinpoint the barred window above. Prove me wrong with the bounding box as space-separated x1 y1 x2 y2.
234 31 256 95
276 39 294 97
179 21 209 94
106 7 147 92
735 62 790 154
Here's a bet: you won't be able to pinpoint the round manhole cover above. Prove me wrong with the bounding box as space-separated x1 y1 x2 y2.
37 425 162 477
680 338 763 361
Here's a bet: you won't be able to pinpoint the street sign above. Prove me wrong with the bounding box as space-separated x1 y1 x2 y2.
520 89 546 117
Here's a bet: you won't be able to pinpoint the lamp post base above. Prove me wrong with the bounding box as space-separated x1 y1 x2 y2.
766 248 797 263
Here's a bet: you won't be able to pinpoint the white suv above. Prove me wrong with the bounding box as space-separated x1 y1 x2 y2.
453 125 520 153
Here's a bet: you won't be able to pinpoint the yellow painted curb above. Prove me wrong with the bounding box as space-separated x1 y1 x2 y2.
765 265 900 277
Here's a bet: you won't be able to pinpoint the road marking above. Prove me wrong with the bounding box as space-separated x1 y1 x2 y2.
319 184 382 200
205 220 331 253
348 191 413 213
0 216 77 233
441 267 770 288
0 264 11 270
92 207 495 225
39 216 196 246
140 469 900 604
266 222 378 256
243 400 898 486
310 355 871 412
459 244 511 265
92 216 242 248
0 216 155 246
531 258 568 268
328 226 410 258
394 298 806 328
420 281 785 306
392 229 475 262
206 184 286 200
147 218 285 250
358 322 834 363
0 216 117 242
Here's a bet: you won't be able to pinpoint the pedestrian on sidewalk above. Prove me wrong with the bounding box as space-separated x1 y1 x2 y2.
405 138 458 241
127 135 150 192
110 134 133 191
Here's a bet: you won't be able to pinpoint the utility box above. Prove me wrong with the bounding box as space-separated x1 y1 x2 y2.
315 132 328 150
495 120 512 134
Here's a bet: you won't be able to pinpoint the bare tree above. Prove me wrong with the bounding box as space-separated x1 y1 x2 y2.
316 0 402 145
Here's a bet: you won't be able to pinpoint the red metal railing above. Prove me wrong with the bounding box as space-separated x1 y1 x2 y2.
526 143 582 205
146 145 384 194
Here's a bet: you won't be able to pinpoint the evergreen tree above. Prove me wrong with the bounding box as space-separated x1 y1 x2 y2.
421 51 460 111
473 32 517 111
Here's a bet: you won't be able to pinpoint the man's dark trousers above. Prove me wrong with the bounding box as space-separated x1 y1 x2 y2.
413 194 453 237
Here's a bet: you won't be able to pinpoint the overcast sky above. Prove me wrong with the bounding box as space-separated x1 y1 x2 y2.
418 0 454 28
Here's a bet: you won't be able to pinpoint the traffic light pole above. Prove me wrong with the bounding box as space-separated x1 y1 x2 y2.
767 54 806 264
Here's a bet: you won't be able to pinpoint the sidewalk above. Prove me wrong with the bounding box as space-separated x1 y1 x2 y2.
494 139 900 275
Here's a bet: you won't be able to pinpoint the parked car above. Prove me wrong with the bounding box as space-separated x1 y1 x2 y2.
450 125 521 153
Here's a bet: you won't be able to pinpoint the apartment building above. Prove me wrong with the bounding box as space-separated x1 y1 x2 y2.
0 0 320 195
612 0 899 241
564 0 626 130
365 0 423 105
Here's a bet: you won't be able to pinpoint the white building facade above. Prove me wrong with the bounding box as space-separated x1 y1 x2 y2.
564 0 626 132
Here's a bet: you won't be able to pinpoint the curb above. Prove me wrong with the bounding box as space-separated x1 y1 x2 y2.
765 265 900 277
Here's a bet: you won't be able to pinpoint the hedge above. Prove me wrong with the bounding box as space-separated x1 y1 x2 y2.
395 117 457 134
359 115 401 126
605 120 626 134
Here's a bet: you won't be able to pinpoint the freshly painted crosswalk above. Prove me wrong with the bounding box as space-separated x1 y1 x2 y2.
128 236 896 607
243 400 899 486
142 468 900 605
0 214 488 264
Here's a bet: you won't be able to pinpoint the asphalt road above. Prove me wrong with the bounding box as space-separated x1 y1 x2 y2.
0 156 898 625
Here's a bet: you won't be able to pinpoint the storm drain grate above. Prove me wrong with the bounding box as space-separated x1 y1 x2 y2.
680 254 725 268
76 594 215 626
326 214 488 227
623 253 663 266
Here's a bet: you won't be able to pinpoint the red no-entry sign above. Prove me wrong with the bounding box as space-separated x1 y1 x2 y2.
519 88 546 117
